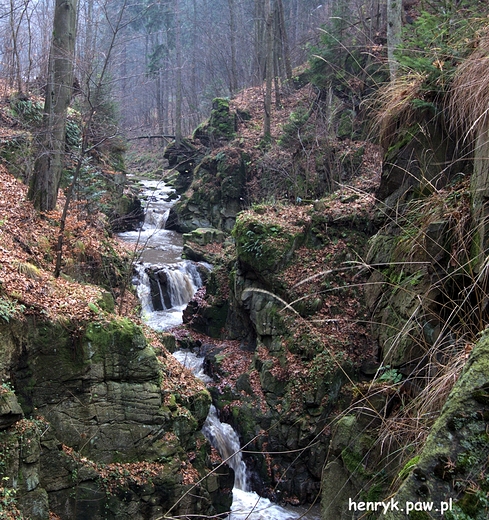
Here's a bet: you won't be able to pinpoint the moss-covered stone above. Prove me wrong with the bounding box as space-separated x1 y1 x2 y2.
167 148 247 233
193 98 236 145
233 211 305 275
382 330 489 519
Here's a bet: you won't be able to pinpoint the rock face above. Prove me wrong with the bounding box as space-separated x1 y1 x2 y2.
185 200 374 505
376 112 469 212
166 147 247 234
383 332 489 519
109 188 145 232
0 317 233 519
316 83 489 520
193 98 237 146
163 98 247 235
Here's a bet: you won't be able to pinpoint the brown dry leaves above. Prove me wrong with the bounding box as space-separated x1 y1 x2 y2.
230 83 317 151
0 164 131 322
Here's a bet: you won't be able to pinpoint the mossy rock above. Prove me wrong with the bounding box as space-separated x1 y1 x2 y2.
183 227 227 246
193 98 237 145
167 149 247 233
382 330 489 519
233 212 305 275
337 109 355 140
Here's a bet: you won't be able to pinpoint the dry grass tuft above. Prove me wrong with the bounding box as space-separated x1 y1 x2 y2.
449 33 489 139
369 72 428 150
377 338 469 488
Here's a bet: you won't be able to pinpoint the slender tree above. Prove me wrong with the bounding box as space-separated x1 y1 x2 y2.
228 0 238 95
174 0 183 146
264 0 273 138
28 0 78 211
387 0 402 80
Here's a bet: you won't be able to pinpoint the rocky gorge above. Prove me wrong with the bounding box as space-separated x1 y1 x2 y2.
2 39 489 520
157 78 489 520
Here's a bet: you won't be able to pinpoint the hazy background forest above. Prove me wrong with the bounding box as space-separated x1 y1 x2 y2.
0 0 336 137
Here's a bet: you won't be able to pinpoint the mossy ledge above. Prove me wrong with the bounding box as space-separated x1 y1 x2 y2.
0 316 232 519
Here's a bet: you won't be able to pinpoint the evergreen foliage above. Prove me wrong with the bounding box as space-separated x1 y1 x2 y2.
396 2 487 93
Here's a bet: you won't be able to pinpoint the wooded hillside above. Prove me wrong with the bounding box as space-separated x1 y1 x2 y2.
1 1 489 519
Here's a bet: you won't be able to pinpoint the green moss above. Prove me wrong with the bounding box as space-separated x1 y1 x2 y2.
33 321 71 351
232 212 303 274
398 455 420 481
181 388 211 426
456 492 484 518
166 394 177 410
85 317 145 359
0 430 17 475
96 292 115 313
471 383 489 405
341 447 369 478
194 97 236 142
362 480 386 503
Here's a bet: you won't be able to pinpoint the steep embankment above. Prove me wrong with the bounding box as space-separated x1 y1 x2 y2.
0 165 232 517
164 35 489 519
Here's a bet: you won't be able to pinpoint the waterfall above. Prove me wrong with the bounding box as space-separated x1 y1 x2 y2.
133 261 204 330
202 405 249 491
175 349 310 520
118 179 184 265
119 178 319 519
144 206 169 229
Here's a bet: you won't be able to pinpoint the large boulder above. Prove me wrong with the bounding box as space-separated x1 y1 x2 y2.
0 317 232 519
166 148 247 233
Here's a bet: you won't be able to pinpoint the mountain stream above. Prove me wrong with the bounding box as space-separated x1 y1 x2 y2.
119 178 320 519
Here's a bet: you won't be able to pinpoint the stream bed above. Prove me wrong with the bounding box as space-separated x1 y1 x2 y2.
119 177 321 520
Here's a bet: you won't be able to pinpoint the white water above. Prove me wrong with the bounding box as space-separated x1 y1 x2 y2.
135 261 203 330
177 349 317 520
120 178 204 329
120 178 319 519
118 179 183 265
203 404 249 491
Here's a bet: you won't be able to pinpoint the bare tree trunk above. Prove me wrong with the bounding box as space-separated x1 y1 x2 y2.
156 69 164 135
228 0 238 95
387 0 402 81
9 0 28 92
264 0 273 139
54 0 128 277
254 0 267 83
175 0 182 147
276 0 292 80
28 0 78 211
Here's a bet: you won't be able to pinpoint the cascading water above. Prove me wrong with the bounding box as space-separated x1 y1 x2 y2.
118 179 184 265
176 349 318 520
119 178 205 329
120 178 319 520
134 261 204 329
202 405 249 491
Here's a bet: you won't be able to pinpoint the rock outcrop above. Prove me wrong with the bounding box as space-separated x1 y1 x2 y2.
0 317 233 519
182 194 374 504
384 331 489 520
166 147 247 234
